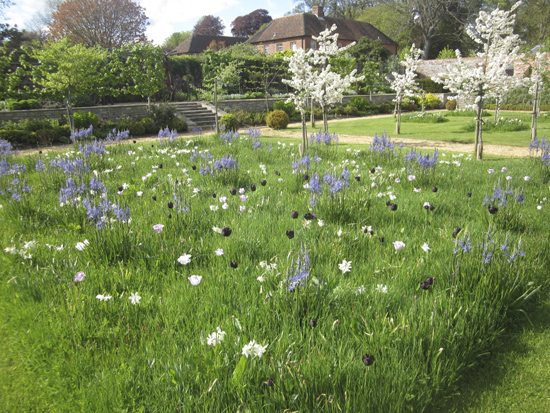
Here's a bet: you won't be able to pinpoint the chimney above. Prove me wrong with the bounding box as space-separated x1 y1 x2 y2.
312 5 324 18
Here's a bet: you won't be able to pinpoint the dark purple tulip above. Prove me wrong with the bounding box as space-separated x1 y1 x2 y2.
167 213 172 219
303 174 309 181
291 211 299 219
261 180 267 186
355 176 361 181
420 281 430 290
212 193 217 198
251 185 256 191
286 230 294 239
379 236 385 243
363 227 369 233
390 203 398 211
167 201 174 209
192 165 196 170
151 144 154 147
267 378 274 387
370 168 376 173
467 192 472 198
362 354 375 366
275 171 280 176
133 140 136 144
230 189 237 195
488 206 498 214
429 205 435 211
39 150 42 154
304 213 315 220
310 318 317 327
175 179 179 184
424 204 430 210
158 163 163 169
230 261 238 268
386 201 391 206
427 221 431 225
118 186 123 192
221 227 232 237
152 196 157 201
432 186 438 192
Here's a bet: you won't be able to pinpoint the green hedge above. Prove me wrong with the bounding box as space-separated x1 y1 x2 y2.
484 103 550 111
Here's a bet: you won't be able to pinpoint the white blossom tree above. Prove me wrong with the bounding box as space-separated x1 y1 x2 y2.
435 1 523 159
386 45 423 135
284 25 364 149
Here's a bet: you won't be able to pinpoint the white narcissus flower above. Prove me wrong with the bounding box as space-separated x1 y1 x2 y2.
338 259 352 273
206 327 226 346
188 275 202 286
96 294 112 301
376 284 388 294
421 243 431 252
129 292 141 305
242 340 268 359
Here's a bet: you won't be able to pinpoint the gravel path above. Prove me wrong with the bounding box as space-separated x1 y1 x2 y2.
14 113 530 158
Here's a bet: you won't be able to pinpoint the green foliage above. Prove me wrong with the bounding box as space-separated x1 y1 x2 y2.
5 99 40 110
148 103 177 129
162 31 191 51
72 111 100 130
73 95 95 107
266 109 289 129
140 117 157 134
446 99 457 111
347 96 371 112
425 93 442 109
220 114 239 132
402 112 449 123
437 46 458 59
273 100 295 118
171 117 187 132
230 109 266 126
462 117 530 132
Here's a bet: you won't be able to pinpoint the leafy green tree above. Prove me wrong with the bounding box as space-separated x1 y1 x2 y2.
26 38 107 131
162 31 191 52
114 43 165 105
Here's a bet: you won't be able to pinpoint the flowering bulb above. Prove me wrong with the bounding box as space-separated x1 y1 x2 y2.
291 211 299 219
261 180 267 186
355 176 360 181
230 189 237 195
192 165 196 170
390 203 398 211
221 227 232 237
488 206 498 214
230 261 238 268
362 354 375 366
251 185 256 191
432 186 438 192
286 230 294 239
310 318 317 327
152 196 157 201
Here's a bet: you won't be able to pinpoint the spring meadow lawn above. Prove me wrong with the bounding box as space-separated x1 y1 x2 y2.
1 118 550 411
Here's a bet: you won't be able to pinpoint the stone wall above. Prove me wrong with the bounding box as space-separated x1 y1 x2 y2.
0 103 150 124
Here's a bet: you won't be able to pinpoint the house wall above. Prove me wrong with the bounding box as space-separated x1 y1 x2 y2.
255 38 396 55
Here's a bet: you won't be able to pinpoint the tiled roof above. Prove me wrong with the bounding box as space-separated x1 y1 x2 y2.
171 34 248 55
247 13 397 46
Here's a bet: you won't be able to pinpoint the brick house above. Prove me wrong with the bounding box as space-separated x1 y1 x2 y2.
247 6 397 55
171 34 248 56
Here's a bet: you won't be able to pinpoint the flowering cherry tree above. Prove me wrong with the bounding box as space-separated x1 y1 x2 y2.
386 45 423 135
435 1 523 159
284 25 364 149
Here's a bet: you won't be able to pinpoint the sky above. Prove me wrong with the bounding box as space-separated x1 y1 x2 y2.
3 0 298 45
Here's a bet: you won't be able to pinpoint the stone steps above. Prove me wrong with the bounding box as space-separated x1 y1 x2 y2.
173 102 218 130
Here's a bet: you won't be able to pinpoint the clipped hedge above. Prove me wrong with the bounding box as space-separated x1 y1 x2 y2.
266 110 289 130
5 99 41 110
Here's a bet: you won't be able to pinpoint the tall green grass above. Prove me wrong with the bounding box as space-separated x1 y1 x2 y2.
0 131 548 411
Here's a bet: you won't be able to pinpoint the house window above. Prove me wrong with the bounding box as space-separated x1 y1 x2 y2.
264 45 270 54
310 40 317 50
338 42 343 48
290 41 297 51
276 44 283 52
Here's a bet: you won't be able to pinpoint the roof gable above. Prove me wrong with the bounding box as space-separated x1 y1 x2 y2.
247 13 397 46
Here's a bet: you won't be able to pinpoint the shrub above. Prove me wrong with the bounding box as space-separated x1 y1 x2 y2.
347 97 370 112
73 111 100 130
220 114 239 132
140 117 157 134
415 78 448 93
149 103 177 128
446 99 457 111
402 112 449 123
128 121 146 136
5 99 41 110
171 117 187 132
0 129 35 145
425 94 442 109
17 118 55 132
273 100 296 118
266 110 289 129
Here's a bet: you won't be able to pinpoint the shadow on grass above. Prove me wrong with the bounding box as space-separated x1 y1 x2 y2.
431 293 550 412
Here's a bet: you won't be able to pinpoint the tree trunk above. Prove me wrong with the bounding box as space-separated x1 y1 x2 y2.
475 90 484 160
494 97 500 123
322 105 328 133
310 98 315 128
66 89 74 134
396 101 401 135
421 90 425 114
531 81 539 140
301 111 307 151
